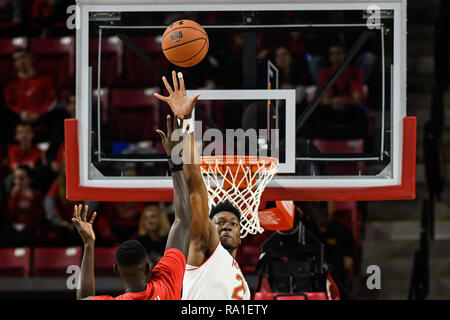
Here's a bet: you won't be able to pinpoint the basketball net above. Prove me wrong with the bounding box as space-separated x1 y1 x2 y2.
200 156 279 238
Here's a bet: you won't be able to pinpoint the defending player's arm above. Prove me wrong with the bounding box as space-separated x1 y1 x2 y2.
71 204 97 300
154 71 219 266
156 114 193 258
182 130 220 254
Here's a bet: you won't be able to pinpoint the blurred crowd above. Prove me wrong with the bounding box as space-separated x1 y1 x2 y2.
0 8 378 296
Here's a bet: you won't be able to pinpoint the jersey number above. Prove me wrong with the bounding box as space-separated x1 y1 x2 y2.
231 274 246 300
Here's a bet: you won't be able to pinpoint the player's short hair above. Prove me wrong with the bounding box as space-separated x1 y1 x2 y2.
115 240 147 268
209 201 241 221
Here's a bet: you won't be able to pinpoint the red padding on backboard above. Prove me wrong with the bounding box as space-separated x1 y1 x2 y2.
64 118 173 201
65 116 416 202
262 116 417 201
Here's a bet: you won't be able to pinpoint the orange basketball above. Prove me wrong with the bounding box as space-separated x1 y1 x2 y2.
161 19 209 68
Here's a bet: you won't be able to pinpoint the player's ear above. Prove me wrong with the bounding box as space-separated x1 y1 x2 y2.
144 260 151 278
113 264 119 276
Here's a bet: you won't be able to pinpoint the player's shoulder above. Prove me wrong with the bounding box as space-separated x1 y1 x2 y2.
153 248 186 274
162 248 186 263
91 295 115 300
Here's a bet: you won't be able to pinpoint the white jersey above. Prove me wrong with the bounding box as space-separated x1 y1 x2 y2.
182 242 250 300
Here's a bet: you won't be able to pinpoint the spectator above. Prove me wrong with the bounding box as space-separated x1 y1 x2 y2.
7 122 44 171
0 0 23 23
4 48 57 124
307 37 376 84
96 202 146 244
4 47 66 150
303 42 369 139
136 205 170 266
319 43 365 109
272 46 309 104
1 165 46 246
44 152 79 245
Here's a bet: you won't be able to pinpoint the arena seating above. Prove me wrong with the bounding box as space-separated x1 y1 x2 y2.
30 36 75 89
0 248 31 277
94 247 118 276
124 36 169 87
236 231 272 274
109 87 161 142
0 247 121 278
32 247 82 277
312 138 366 176
89 37 124 87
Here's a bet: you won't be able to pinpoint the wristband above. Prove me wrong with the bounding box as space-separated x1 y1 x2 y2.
167 156 183 174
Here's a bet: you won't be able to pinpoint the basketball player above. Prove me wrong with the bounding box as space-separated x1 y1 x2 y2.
154 71 250 300
72 116 193 300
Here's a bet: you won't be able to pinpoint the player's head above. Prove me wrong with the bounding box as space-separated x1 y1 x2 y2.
210 201 242 252
114 240 151 283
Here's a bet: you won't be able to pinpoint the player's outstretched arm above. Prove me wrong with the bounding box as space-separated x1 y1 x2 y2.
154 72 219 266
72 204 97 300
156 115 193 258
154 70 200 119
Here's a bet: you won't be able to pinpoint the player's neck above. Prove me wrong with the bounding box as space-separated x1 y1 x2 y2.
227 248 237 259
124 280 147 293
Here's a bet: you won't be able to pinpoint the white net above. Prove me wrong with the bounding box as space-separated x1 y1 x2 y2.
200 156 279 238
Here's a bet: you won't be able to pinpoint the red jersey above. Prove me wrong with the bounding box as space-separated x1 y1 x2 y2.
92 248 186 300
318 65 364 100
4 75 56 116
8 144 44 170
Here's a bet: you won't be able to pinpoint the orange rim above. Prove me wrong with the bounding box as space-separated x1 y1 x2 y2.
200 155 279 174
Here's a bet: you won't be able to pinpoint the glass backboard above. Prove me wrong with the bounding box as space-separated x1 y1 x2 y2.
66 0 415 202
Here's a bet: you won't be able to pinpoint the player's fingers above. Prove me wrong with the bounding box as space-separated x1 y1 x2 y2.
167 114 172 136
177 72 185 92
76 204 82 220
83 205 88 221
191 93 201 105
153 92 168 102
172 70 179 91
90 212 97 224
173 115 179 130
73 205 78 220
155 129 166 140
162 76 173 95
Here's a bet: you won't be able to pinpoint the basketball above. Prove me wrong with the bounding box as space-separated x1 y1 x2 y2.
161 19 209 68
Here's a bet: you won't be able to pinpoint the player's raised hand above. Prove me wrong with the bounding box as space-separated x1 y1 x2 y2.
156 114 188 157
154 70 200 119
72 204 97 245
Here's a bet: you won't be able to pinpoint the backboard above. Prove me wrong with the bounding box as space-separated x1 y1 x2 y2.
66 0 415 203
